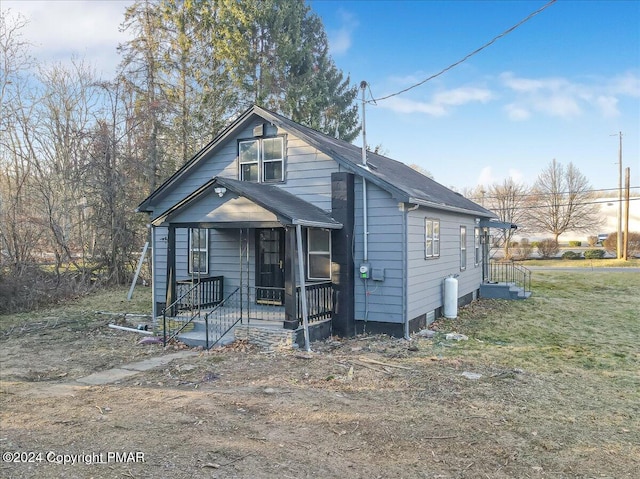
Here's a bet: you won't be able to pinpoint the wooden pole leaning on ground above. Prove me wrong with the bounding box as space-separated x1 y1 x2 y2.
623 168 630 261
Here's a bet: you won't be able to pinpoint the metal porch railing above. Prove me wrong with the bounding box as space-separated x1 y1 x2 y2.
296 281 333 322
203 287 242 349
163 281 334 349
161 281 203 346
488 261 532 295
175 276 224 311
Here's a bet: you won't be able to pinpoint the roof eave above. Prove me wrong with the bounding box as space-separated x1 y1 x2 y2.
137 106 261 211
409 197 497 218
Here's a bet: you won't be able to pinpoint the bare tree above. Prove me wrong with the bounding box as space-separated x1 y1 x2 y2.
486 178 530 259
0 10 42 274
527 159 602 242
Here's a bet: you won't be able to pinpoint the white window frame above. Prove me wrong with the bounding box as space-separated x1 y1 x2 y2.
425 218 440 259
307 228 331 281
239 139 260 182
474 227 481 267
261 137 284 183
188 228 209 275
238 136 284 183
460 226 467 271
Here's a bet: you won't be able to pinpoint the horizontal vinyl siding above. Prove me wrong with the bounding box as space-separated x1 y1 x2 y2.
279 135 339 210
407 210 482 319
151 140 239 220
353 178 404 324
153 227 168 307
175 228 247 293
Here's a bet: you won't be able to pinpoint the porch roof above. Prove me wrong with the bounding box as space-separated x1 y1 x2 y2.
151 177 343 230
479 219 518 230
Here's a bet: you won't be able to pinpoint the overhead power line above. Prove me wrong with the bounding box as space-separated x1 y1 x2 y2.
370 0 558 103
514 196 640 211
466 186 640 202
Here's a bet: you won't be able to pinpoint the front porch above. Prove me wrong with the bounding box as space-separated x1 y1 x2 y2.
161 278 334 349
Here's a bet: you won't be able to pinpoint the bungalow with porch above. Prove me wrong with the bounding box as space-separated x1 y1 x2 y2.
137 105 527 350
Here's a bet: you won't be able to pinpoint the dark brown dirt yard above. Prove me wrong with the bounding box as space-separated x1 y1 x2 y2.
1 276 638 479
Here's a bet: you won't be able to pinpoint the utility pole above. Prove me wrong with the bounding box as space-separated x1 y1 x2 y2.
623 167 630 261
615 132 623 259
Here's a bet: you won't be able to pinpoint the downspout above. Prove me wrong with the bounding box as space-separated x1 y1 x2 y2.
360 81 369 263
403 204 419 340
402 204 408 340
360 82 370 329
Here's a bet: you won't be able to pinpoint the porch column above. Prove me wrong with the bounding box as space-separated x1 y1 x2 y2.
331 172 355 337
283 226 298 329
166 225 177 315
482 227 490 282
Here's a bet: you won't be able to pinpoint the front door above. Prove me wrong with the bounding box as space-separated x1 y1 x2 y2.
255 228 285 305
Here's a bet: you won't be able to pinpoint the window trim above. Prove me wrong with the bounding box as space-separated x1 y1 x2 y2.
425 218 440 259
261 137 285 183
238 139 260 182
188 228 209 275
474 227 481 267
460 226 467 271
307 228 332 281
238 136 285 183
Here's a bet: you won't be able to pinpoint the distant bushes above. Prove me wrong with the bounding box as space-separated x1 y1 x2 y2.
568 240 582 247
603 232 640 257
561 251 582 260
0 265 98 314
537 239 560 259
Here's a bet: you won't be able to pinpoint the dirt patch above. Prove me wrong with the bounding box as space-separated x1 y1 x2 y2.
1 312 638 478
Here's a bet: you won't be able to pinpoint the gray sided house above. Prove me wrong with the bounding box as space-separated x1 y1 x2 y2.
137 105 523 349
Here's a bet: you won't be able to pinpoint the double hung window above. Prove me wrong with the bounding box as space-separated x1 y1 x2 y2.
425 219 440 258
460 226 467 271
474 227 481 266
239 137 284 183
307 228 331 280
188 228 209 275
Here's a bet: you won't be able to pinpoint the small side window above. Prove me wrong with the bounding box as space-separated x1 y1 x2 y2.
425 219 440 259
460 226 467 271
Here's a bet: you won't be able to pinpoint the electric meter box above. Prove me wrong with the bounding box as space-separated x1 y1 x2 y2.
359 263 370 279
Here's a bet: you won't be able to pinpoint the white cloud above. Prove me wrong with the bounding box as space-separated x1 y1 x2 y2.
432 87 493 106
477 166 494 186
3 0 131 77
499 71 640 120
326 9 358 56
381 86 493 116
504 103 531 121
507 169 525 184
476 167 527 188
595 95 619 118
609 72 640 97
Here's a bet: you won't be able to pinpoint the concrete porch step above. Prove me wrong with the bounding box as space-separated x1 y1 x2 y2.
480 282 531 300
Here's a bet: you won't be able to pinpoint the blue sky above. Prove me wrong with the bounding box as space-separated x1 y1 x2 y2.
4 0 639 192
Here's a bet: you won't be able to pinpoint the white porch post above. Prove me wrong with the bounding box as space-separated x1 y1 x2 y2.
295 224 311 352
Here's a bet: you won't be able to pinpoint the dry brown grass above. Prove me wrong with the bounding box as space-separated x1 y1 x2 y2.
1 272 638 478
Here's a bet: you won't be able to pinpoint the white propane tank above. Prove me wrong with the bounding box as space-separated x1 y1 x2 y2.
443 275 458 319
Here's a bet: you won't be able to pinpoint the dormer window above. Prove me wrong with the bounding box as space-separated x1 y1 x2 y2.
239 136 284 183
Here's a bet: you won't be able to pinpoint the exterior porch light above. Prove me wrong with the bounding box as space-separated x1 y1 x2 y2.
214 187 227 197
